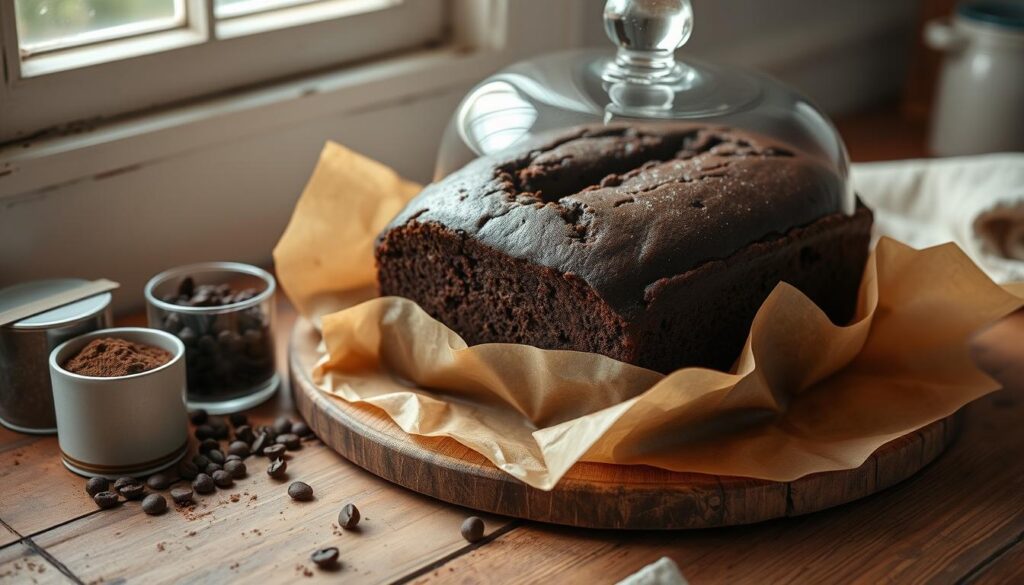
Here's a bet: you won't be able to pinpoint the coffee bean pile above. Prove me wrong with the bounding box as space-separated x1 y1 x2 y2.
84 410 314 519
81 409 480 574
157 277 274 399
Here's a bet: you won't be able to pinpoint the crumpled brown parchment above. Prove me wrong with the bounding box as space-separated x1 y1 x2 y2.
274 142 1024 490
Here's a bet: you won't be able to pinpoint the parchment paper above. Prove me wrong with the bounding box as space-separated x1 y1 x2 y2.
274 142 1024 490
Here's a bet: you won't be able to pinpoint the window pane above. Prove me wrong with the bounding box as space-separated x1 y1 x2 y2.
15 0 185 53
214 0 324 19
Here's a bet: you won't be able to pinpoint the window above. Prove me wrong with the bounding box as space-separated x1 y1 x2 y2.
15 0 185 55
0 0 448 142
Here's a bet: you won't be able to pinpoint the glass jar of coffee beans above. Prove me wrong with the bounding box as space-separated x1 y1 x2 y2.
145 262 278 413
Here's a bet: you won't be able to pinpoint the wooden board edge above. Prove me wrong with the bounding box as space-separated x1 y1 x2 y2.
289 320 955 530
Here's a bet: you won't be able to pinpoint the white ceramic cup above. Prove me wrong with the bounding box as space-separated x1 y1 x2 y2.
49 327 189 478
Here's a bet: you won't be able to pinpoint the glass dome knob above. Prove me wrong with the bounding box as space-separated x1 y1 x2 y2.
602 0 694 84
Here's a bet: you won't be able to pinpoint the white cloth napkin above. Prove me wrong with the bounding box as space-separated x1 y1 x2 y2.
616 557 688 585
852 154 1024 283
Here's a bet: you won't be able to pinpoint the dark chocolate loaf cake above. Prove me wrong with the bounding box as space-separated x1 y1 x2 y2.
376 125 872 373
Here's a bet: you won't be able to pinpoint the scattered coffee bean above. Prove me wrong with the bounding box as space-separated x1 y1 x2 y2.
276 433 301 451
251 432 269 455
224 459 247 479
292 421 312 438
189 409 208 425
267 459 287 479
146 473 172 490
207 449 226 465
194 424 215 440
142 493 167 515
193 474 215 494
460 517 485 543
338 503 360 529
113 476 137 490
177 460 199 480
258 425 278 441
229 413 248 426
85 477 109 497
204 463 223 475
170 487 194 505
212 470 234 488
310 547 340 570
228 441 250 458
272 416 292 435
288 481 313 501
225 454 242 462
192 454 210 469
93 491 121 509
199 438 220 453
264 444 286 461
119 483 146 501
234 425 255 444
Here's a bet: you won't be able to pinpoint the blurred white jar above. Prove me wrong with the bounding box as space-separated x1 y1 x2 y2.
926 1 1024 156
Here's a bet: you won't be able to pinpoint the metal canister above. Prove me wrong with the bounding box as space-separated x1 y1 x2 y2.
0 279 112 434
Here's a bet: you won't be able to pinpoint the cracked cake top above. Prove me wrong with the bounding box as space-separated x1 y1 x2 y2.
379 124 845 319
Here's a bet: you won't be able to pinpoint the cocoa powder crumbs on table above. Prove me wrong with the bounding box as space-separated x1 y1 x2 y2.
63 337 172 377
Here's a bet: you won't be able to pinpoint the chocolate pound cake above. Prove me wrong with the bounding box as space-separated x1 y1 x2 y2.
376 125 872 373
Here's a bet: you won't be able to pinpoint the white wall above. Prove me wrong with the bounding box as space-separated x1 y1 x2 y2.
0 0 918 314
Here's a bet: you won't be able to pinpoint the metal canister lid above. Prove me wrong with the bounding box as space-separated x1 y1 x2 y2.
0 279 113 330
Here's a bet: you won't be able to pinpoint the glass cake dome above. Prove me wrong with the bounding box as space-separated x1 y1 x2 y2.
435 0 854 214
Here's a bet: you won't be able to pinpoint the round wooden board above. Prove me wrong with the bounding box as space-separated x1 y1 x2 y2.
290 319 957 530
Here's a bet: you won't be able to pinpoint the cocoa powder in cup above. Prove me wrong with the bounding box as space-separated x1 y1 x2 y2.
63 337 171 377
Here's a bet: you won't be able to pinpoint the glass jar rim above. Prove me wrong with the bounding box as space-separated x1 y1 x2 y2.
144 262 276 315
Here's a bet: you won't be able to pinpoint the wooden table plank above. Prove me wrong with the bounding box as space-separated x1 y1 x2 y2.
32 436 508 584
0 540 70 584
0 521 20 550
970 541 1024 585
0 425 32 450
0 437 99 539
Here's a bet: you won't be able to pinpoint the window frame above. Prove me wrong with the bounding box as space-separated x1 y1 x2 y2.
0 0 447 142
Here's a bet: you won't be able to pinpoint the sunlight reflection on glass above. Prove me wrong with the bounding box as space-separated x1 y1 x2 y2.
14 0 184 52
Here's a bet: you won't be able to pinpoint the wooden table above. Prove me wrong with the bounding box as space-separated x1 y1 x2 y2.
3 108 1024 584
